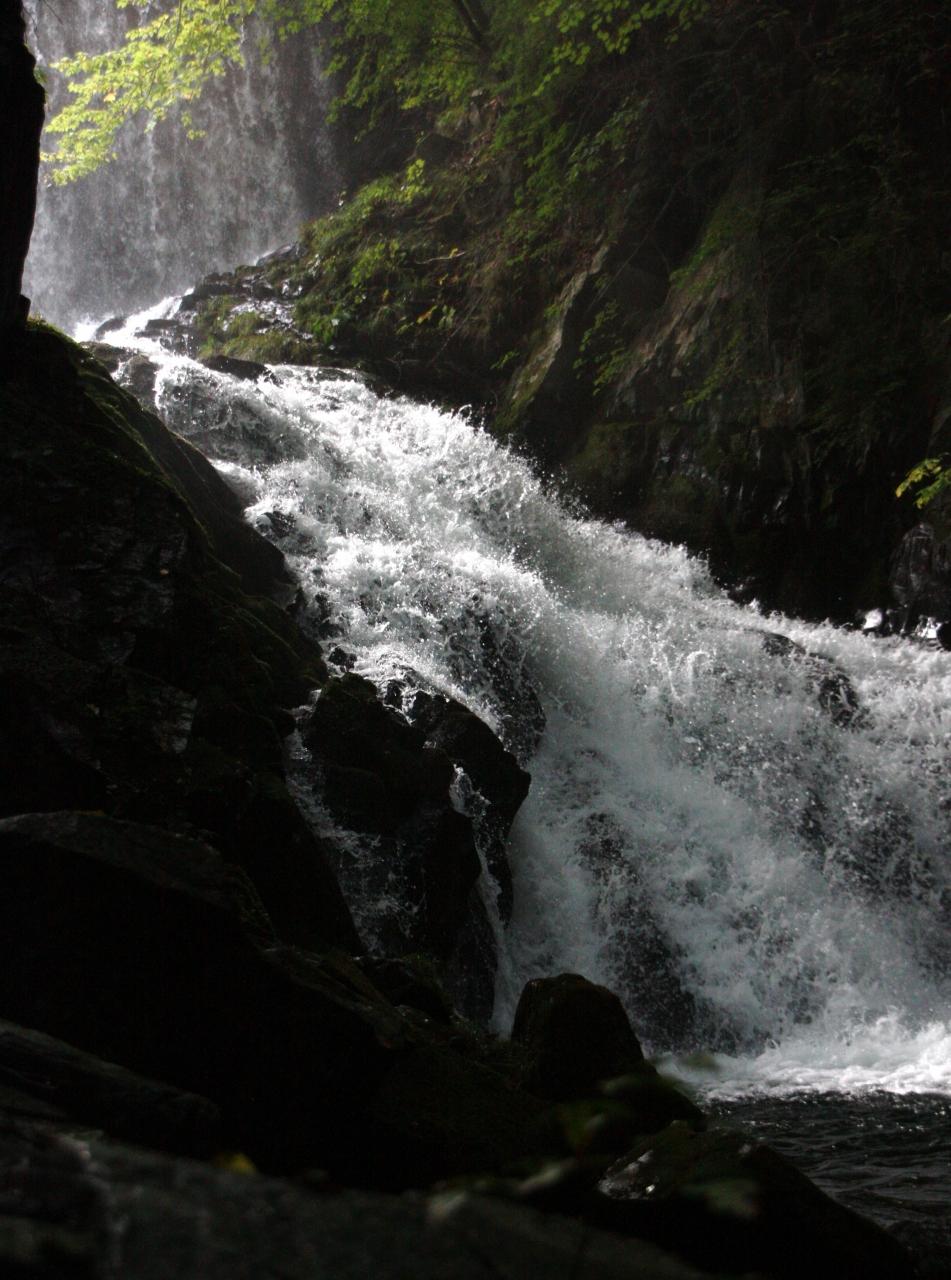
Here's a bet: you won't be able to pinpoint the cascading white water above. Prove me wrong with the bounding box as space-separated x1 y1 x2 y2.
105 311 951 1099
23 1 336 330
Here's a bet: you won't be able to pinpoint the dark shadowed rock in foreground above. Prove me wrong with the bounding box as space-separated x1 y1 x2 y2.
0 324 354 952
0 1120 715 1280
0 811 545 1184
0 812 386 1172
0 1019 221 1158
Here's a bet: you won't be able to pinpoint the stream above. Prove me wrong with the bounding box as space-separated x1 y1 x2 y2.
80 299 951 1270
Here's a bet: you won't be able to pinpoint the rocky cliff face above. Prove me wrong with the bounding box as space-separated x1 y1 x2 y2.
0 0 43 331
184 0 948 630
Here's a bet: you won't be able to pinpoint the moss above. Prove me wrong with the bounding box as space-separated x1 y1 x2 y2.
563 420 644 509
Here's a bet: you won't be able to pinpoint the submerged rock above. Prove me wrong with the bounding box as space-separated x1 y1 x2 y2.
156 358 309 467
201 353 273 382
759 630 862 728
596 1123 915 1280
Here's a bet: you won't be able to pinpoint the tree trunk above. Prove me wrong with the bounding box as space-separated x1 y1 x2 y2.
448 0 490 49
0 0 44 333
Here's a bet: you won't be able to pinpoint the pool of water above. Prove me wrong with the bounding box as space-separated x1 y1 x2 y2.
713 1092 951 1277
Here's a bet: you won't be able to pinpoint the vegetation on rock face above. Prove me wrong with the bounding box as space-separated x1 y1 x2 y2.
44 0 951 619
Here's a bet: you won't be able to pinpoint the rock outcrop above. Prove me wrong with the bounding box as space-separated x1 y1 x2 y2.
0 1121 719 1280
0 323 354 952
0 0 44 332
168 1 949 628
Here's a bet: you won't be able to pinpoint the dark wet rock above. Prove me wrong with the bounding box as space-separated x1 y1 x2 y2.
512 975 648 1101
201 353 273 382
595 1123 915 1280
0 325 353 951
0 2 44 335
303 675 488 993
889 522 951 633
0 811 391 1173
406 688 530 918
93 314 127 340
81 345 160 408
0 1019 221 1157
367 1044 547 1186
760 631 862 728
304 674 456 833
178 273 241 311
301 672 510 1021
122 352 161 404
326 643 357 669
80 340 125 372
256 241 304 269
354 956 455 1024
139 316 195 356
597 1073 705 1137
121 380 294 602
0 1119 715 1280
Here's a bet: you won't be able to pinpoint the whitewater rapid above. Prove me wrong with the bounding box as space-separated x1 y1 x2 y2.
94 307 951 1099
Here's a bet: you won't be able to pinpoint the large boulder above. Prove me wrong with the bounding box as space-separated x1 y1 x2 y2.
0 325 355 952
405 688 530 919
0 1019 222 1158
0 812 387 1172
512 975 649 1101
0 811 554 1184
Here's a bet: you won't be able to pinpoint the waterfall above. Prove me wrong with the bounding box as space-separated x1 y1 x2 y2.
101 309 951 1098
22 1 337 331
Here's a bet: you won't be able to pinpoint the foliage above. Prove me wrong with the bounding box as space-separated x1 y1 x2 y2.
896 458 951 509
43 0 715 182
45 0 256 182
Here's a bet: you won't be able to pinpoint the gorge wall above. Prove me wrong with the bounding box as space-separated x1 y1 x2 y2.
0 0 43 331
197 0 948 628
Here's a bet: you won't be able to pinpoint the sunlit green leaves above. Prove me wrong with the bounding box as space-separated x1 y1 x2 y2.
43 0 713 183
896 458 951 508
44 1 268 181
